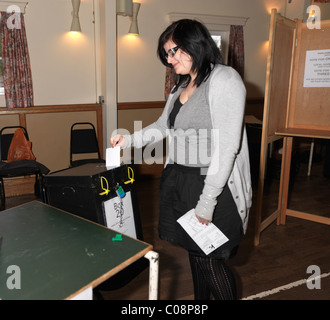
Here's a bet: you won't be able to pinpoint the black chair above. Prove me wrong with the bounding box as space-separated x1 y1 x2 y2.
0 126 50 210
70 122 105 167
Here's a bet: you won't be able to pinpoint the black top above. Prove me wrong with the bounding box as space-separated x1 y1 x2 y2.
169 97 183 128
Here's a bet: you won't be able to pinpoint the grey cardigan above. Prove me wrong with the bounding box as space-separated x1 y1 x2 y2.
123 64 252 233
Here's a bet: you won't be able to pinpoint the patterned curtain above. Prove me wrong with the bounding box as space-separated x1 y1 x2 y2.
164 67 176 100
0 11 34 108
228 25 244 79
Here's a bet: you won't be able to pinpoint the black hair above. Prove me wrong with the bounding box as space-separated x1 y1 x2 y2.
157 19 224 93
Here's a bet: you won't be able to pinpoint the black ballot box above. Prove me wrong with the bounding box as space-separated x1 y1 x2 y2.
43 163 148 290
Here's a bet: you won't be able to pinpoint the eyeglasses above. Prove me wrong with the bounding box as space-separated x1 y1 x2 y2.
165 46 179 59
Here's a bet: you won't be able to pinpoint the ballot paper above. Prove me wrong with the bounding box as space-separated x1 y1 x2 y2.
106 146 121 168
177 209 229 255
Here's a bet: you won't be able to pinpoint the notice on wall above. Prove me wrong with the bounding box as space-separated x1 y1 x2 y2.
304 49 330 87
103 191 137 238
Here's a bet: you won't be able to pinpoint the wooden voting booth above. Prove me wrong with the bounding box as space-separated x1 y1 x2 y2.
254 9 330 245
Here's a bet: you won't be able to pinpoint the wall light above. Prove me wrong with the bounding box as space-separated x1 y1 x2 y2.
117 0 141 35
128 2 141 35
116 0 133 16
70 0 81 32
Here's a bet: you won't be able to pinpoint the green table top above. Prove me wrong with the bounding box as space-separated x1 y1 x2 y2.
0 201 152 300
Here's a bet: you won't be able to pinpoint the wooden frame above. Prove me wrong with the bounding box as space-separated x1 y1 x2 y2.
254 9 330 246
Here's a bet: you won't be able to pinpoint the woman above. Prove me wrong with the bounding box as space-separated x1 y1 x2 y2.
111 19 252 300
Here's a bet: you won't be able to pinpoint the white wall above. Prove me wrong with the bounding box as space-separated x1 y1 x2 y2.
25 0 98 106
116 0 297 101
1 0 315 133
5 0 330 172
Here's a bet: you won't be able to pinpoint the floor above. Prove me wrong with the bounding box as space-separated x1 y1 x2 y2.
5 154 330 300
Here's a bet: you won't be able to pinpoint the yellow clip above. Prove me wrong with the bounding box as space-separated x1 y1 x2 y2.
124 166 135 185
99 176 111 196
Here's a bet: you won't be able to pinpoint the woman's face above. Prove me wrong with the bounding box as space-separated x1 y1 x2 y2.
164 39 194 77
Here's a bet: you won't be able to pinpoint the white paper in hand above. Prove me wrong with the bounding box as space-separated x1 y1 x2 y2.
177 209 229 255
106 146 121 168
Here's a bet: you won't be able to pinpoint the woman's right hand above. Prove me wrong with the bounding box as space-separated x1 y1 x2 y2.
110 134 126 148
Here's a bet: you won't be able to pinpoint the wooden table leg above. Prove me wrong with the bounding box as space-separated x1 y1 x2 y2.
279 137 293 225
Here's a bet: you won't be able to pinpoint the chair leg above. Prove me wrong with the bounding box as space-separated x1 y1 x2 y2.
0 177 6 211
34 172 41 198
39 174 45 203
34 171 46 202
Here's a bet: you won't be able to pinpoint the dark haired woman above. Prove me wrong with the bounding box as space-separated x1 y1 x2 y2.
111 19 252 300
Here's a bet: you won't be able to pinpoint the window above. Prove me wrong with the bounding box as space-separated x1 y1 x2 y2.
211 31 229 64
212 35 222 50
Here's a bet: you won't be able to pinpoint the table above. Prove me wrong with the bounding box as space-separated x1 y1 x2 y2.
0 201 158 300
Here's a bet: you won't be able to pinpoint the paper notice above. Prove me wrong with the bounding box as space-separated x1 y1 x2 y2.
304 49 330 87
177 209 229 255
103 191 137 239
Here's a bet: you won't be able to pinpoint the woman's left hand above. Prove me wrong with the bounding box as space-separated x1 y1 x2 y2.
196 215 210 226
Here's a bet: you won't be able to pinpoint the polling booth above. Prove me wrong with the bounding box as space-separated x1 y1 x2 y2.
254 9 330 246
43 163 148 290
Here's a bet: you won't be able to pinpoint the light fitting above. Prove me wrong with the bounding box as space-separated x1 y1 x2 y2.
70 0 81 32
116 0 133 16
128 2 141 35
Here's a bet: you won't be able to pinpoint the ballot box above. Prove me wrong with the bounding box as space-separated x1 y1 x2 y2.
43 163 148 290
